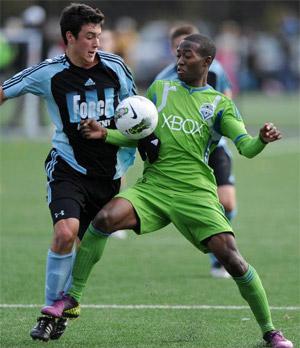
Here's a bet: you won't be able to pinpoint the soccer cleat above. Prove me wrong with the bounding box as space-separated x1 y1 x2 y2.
50 317 68 340
263 330 294 348
41 294 80 318
210 264 231 279
30 316 55 341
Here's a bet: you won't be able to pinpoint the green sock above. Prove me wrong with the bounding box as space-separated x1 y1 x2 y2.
234 264 275 335
69 224 108 302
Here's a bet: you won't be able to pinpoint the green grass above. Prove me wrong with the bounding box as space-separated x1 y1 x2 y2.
0 93 300 347
235 93 299 129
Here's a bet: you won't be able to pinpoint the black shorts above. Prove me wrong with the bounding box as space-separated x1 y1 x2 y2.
45 149 121 239
208 146 235 186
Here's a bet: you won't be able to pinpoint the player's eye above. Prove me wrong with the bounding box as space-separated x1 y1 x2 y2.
86 33 97 40
184 53 192 59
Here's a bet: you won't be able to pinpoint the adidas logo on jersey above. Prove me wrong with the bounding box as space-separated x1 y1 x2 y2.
151 139 159 146
84 78 96 86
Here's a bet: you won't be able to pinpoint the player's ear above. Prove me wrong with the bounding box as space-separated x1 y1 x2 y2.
204 56 213 66
66 31 75 45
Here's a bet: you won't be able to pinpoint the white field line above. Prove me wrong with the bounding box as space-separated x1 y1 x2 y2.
0 304 299 311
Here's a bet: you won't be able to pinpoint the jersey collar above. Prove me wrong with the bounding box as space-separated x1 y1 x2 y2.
180 81 212 94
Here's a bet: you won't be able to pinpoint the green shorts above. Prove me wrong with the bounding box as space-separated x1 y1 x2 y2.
117 180 233 253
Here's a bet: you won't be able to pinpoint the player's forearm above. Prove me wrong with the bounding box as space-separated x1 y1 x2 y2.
106 129 138 147
235 135 266 158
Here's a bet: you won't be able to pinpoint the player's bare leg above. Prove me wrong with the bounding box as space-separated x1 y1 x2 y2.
41 198 137 318
31 218 79 341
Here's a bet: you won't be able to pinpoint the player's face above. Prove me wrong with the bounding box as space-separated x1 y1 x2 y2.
176 40 210 86
67 23 102 68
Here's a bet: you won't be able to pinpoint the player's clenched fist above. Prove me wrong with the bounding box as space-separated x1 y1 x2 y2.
259 122 282 143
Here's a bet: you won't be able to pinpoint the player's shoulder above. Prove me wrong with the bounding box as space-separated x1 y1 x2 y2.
32 54 68 77
205 85 226 97
32 54 68 72
204 86 233 106
98 50 124 63
150 78 180 91
2 54 67 89
99 51 132 75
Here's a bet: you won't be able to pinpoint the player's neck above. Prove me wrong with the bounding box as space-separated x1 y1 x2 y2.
184 76 207 88
65 49 99 69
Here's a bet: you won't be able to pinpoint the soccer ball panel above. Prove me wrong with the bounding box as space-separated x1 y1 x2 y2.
114 96 158 140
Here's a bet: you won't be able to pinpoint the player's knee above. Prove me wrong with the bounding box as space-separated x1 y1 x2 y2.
53 225 77 251
218 186 236 213
94 208 115 234
212 235 247 276
222 251 247 277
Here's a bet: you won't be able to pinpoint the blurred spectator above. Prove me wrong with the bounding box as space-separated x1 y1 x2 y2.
215 21 241 96
22 5 46 28
237 26 259 91
1 3 299 95
0 33 16 72
114 17 138 67
278 11 300 91
252 32 286 94
100 29 117 53
45 17 65 58
133 20 171 87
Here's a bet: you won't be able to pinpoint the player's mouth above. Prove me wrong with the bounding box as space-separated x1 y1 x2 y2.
177 67 185 76
88 51 96 58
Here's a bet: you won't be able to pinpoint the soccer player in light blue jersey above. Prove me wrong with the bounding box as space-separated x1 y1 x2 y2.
0 3 158 342
155 24 236 278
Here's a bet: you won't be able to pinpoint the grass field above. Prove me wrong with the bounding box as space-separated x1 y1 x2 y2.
0 93 299 347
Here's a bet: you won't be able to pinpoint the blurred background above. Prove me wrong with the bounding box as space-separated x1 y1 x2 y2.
0 0 299 137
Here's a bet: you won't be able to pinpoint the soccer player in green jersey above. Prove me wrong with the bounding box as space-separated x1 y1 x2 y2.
44 34 293 348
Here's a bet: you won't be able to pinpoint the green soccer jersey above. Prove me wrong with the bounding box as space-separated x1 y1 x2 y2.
106 80 266 193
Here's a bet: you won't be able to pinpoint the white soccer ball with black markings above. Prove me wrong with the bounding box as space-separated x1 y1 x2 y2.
114 96 158 140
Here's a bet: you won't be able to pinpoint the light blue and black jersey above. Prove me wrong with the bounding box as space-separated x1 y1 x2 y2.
2 51 137 179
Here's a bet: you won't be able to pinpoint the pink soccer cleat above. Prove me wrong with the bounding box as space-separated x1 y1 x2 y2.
264 330 293 348
41 294 80 318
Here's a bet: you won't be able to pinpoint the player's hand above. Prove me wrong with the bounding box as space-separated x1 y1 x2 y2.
137 133 161 164
80 119 107 140
259 122 282 143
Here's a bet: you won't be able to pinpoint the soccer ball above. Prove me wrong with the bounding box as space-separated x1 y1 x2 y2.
114 96 158 140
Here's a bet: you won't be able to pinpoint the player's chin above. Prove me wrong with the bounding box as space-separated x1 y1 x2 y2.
86 52 96 61
177 71 185 80
177 73 189 83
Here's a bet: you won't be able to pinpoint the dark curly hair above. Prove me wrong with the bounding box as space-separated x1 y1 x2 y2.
60 3 105 45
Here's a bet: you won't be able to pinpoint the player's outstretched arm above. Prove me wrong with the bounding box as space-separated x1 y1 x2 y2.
235 122 282 159
259 122 282 143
